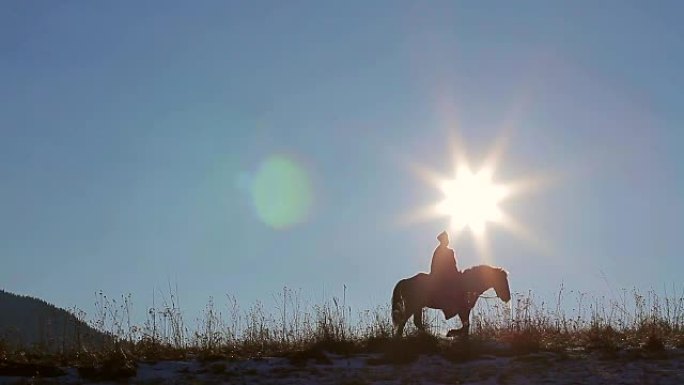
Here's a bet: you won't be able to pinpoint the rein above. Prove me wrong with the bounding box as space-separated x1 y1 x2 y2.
478 294 499 299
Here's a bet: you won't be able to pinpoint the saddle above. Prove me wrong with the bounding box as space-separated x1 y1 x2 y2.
428 271 464 319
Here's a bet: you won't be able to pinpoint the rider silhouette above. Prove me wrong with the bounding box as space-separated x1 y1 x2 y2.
430 230 462 318
431 231 458 277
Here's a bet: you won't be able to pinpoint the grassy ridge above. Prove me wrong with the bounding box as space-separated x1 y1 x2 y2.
1 286 682 379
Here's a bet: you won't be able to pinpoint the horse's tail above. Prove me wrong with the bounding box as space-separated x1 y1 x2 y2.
391 279 406 325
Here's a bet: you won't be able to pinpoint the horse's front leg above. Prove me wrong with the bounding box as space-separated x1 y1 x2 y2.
458 307 471 336
395 317 407 338
413 308 426 332
446 308 471 337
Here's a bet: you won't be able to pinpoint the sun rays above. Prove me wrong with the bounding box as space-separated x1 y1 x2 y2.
402 132 549 263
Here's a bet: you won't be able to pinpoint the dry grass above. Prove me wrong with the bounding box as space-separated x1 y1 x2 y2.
0 285 682 380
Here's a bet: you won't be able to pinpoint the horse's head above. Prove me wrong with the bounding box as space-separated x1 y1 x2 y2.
492 268 511 302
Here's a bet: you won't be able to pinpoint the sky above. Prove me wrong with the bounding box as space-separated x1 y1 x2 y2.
1 1 683 324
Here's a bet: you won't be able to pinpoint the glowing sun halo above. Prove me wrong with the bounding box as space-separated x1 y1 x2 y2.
402 131 550 261
436 166 509 236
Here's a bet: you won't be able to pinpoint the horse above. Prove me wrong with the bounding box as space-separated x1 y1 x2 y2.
391 264 511 337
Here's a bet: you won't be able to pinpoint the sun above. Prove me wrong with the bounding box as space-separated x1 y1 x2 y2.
436 166 509 236
402 133 549 262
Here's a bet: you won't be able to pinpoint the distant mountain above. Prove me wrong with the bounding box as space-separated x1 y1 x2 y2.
0 289 109 351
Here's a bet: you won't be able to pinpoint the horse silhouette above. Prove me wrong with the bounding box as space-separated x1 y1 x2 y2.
391 264 511 337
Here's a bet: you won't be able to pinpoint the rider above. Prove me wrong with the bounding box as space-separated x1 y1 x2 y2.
430 230 461 317
431 230 458 277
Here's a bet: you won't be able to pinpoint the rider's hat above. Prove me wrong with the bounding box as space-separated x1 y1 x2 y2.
437 231 449 243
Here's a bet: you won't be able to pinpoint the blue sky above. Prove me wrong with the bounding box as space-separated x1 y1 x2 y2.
1 1 683 322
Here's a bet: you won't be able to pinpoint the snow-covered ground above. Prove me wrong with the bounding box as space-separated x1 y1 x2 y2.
2 350 683 384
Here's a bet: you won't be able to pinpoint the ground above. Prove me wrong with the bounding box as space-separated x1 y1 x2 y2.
1 349 683 385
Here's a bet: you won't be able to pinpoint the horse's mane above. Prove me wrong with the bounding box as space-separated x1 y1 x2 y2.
461 264 508 287
462 264 508 276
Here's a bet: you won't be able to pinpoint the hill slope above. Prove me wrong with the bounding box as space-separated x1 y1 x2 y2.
0 289 107 351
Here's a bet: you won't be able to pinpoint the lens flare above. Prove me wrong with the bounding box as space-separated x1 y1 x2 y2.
251 155 312 229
